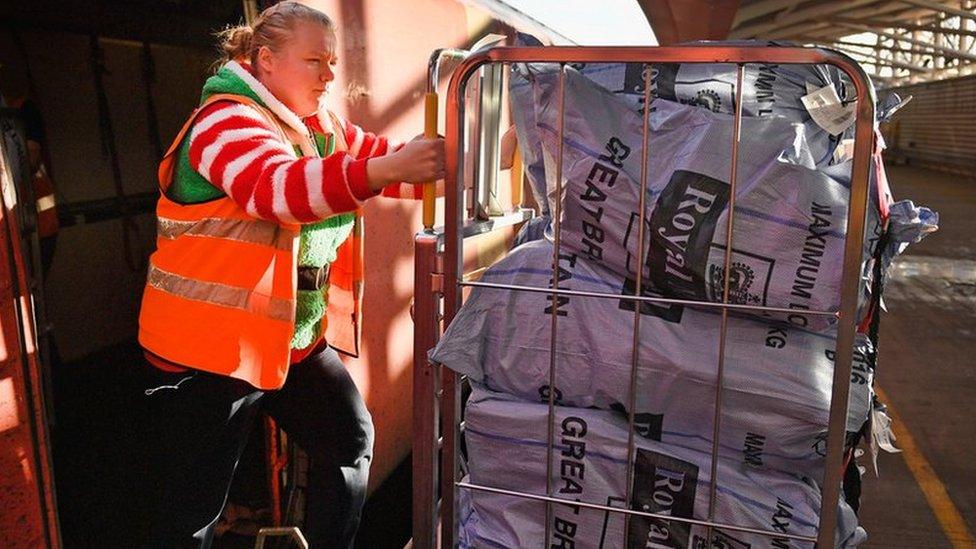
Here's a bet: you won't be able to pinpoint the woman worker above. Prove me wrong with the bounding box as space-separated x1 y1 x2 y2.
135 2 444 547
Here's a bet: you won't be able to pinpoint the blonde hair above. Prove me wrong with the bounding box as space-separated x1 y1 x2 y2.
217 2 334 67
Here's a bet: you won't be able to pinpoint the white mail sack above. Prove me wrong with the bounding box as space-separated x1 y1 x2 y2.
431 240 875 478
523 66 886 332
508 35 862 218
458 386 867 548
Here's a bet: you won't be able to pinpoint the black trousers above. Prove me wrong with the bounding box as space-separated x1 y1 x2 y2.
137 346 374 548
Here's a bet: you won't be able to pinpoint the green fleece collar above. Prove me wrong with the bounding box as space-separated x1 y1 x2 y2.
202 60 309 136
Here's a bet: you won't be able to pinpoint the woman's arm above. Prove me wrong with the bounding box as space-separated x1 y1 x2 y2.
349 122 516 201
330 113 445 200
188 101 443 223
365 138 444 192
188 101 378 223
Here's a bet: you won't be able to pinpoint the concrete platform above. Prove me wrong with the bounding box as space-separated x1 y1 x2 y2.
858 165 976 548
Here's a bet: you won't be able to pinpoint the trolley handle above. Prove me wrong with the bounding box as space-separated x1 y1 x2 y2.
422 48 466 232
423 36 509 232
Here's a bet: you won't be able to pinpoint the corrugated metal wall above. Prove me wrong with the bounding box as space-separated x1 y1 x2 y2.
882 75 976 177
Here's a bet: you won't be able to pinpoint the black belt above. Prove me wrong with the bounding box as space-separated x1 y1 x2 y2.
298 264 330 291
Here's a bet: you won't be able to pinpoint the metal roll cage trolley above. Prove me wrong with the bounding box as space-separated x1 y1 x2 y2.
413 44 876 549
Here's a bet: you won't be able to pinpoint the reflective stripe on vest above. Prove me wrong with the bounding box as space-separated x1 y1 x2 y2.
316 109 366 358
36 194 56 212
157 216 293 250
146 262 294 322
33 165 59 238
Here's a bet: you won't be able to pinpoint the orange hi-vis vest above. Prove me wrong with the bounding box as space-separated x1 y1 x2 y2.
139 93 363 390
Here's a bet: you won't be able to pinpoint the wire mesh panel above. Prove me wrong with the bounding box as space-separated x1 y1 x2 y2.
414 44 877 549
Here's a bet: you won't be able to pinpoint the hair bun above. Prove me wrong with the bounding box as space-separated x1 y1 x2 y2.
213 3 334 68
218 25 254 63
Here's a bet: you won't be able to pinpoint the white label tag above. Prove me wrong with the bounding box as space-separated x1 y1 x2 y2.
801 84 856 135
869 405 901 476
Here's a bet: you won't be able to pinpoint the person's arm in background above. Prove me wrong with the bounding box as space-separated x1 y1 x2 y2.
19 99 45 174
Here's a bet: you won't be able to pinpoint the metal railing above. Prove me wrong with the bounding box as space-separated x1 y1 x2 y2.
413 44 876 549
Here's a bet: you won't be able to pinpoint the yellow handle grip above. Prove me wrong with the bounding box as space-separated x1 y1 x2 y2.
511 143 523 206
422 92 438 231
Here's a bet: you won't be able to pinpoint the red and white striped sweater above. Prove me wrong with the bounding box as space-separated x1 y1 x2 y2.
187 100 423 224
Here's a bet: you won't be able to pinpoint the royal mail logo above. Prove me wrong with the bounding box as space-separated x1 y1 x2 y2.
628 449 699 549
689 89 723 113
705 246 775 307
623 62 652 96
648 170 730 302
672 63 735 115
618 275 686 323
618 170 740 324
694 530 752 549
610 403 664 441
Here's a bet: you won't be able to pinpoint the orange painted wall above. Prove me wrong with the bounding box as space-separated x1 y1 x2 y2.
301 0 512 490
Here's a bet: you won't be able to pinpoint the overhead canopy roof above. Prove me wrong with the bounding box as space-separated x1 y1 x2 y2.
729 0 971 41
640 0 976 86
